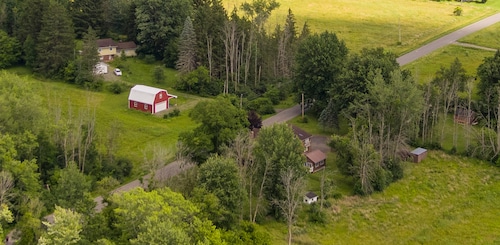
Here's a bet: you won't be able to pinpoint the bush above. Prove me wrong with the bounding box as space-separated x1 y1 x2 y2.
308 203 326 224
143 55 156 64
453 7 463 16
107 82 125 94
246 97 275 115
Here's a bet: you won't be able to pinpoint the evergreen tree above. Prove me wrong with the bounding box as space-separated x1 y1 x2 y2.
0 30 20 68
76 27 99 85
176 17 197 74
68 0 106 38
135 0 192 64
35 1 75 78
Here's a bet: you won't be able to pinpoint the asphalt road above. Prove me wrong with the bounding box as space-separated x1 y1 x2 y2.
397 13 500 66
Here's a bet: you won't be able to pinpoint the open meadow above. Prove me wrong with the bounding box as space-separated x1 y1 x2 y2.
264 151 500 244
7 59 206 173
223 0 500 54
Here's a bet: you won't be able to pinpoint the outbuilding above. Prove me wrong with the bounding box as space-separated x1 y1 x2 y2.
410 147 427 163
304 192 318 204
128 85 177 114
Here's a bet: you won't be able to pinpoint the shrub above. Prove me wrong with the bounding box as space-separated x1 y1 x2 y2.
143 55 156 64
107 82 125 94
308 203 326 224
453 7 463 16
246 97 275 115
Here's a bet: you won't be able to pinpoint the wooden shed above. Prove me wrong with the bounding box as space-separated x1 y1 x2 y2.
410 147 427 163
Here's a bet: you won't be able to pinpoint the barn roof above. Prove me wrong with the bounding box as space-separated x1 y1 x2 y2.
305 191 318 199
411 147 427 155
290 125 312 141
128 85 175 104
305 149 326 163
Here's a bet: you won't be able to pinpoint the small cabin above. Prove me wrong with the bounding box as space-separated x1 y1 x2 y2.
304 192 318 204
410 147 427 163
305 149 326 173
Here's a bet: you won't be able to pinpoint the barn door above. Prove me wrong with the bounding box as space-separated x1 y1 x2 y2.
155 101 167 113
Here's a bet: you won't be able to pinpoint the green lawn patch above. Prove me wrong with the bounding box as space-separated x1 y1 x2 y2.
403 45 495 83
223 0 499 54
5 68 205 174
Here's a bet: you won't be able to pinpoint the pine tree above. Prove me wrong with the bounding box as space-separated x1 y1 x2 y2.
176 17 197 74
76 27 99 85
35 1 75 78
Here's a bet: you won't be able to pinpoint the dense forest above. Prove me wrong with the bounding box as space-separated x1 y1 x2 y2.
0 0 500 244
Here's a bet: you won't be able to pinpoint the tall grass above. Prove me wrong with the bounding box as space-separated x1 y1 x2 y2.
269 152 500 244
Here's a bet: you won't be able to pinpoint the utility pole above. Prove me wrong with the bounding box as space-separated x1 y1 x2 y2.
301 93 304 118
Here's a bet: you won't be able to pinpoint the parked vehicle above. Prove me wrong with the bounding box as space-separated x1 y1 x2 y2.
114 68 122 76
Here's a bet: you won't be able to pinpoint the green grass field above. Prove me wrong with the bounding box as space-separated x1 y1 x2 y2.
459 21 500 49
7 63 205 173
266 151 500 244
223 0 500 54
403 45 495 83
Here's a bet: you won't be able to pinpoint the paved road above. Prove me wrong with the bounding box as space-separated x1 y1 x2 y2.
397 13 500 66
262 104 301 127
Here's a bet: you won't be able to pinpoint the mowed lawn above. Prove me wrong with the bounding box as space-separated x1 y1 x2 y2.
223 0 500 54
403 44 495 83
459 21 500 49
8 64 204 169
264 151 500 244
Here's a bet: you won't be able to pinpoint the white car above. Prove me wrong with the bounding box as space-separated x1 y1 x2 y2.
114 68 122 76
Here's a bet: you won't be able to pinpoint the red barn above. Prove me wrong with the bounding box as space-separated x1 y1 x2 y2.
128 85 177 114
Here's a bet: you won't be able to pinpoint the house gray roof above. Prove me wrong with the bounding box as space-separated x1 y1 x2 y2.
290 125 312 141
96 38 117 47
305 192 317 199
117 41 137 50
411 147 427 155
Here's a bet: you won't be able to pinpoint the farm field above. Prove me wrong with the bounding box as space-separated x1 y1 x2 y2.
223 0 500 54
264 151 500 244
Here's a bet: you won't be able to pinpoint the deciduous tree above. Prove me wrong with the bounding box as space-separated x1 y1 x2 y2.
294 31 348 113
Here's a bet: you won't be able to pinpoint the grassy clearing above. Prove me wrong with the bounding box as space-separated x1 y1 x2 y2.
459 21 500 49
223 0 499 54
403 45 495 84
6 63 205 173
267 151 500 244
